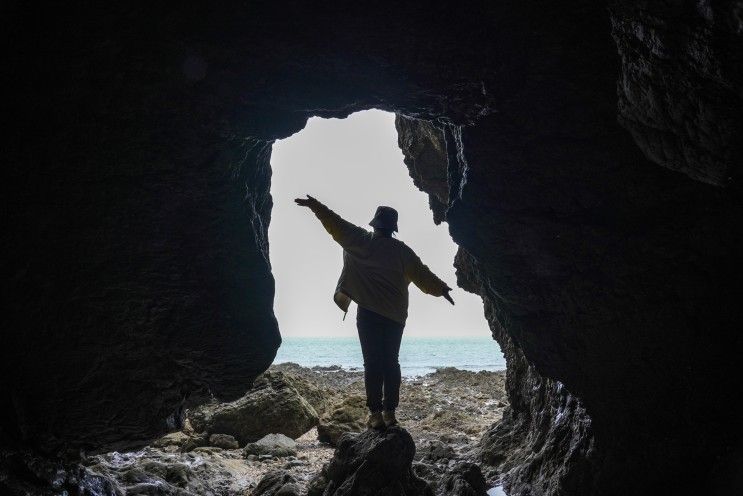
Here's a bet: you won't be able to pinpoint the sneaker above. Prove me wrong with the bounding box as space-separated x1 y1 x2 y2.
382 410 398 427
366 411 384 429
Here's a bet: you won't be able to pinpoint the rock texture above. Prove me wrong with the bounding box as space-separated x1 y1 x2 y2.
244 434 298 458
436 462 488 496
609 1 743 186
208 433 240 450
3 1 742 495
270 363 507 450
397 116 598 495
253 470 301 496
322 427 432 496
189 371 318 445
317 396 367 447
396 120 450 224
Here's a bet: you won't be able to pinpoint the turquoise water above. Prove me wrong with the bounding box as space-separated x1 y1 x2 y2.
274 336 506 377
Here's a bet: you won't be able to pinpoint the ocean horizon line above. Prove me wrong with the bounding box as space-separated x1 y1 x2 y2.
274 334 506 376
278 335 495 340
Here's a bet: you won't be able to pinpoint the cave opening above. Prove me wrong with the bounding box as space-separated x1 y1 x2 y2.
268 109 503 372
266 110 510 491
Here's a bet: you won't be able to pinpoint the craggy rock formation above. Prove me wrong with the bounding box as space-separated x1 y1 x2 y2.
3 1 742 495
321 427 432 496
396 119 451 224
396 118 597 494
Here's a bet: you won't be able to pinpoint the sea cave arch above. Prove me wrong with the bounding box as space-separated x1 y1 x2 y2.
3 2 742 495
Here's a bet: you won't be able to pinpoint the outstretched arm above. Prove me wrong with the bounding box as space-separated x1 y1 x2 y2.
404 249 455 305
295 194 368 253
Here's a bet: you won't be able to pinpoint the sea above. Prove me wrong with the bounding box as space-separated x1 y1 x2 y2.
274 336 506 377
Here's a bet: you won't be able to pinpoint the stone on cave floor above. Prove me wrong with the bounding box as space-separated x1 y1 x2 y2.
436 462 488 496
415 439 457 463
244 433 298 458
151 431 192 449
181 432 209 452
317 395 368 446
321 426 433 496
151 430 208 452
253 469 301 496
208 433 240 449
188 370 319 445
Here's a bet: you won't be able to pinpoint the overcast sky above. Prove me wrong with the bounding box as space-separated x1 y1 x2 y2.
268 110 490 338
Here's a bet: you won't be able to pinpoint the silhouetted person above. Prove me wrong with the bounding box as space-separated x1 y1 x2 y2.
295 195 454 428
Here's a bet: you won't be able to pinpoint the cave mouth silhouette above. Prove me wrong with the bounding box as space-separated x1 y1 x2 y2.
267 109 505 372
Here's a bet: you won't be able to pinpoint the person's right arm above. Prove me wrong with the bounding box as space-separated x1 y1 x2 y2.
295 194 369 253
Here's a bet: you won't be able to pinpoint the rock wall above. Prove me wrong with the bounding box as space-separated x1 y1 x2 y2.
3 1 742 494
458 250 596 496
2 5 284 453
396 116 598 495
609 0 743 187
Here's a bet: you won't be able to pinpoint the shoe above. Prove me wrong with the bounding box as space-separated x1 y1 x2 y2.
366 411 384 429
382 410 398 427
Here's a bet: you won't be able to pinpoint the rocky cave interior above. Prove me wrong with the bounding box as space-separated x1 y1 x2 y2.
2 2 742 495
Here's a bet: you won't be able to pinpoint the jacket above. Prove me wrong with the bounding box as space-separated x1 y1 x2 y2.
308 201 449 324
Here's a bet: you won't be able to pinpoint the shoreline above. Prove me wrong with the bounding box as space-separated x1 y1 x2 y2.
273 361 508 378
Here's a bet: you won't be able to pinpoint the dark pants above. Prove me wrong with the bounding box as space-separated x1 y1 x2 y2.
356 306 405 412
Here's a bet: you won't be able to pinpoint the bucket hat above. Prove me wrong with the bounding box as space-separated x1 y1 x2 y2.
369 206 398 232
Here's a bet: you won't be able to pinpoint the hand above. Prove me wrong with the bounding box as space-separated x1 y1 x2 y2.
442 287 455 306
294 194 319 208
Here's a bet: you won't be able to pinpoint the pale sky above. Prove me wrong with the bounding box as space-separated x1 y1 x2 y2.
268 110 490 338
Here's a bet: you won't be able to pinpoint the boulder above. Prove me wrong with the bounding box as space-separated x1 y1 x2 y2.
188 370 318 444
437 463 488 496
151 431 208 452
243 433 298 458
151 431 192 449
281 370 334 416
322 426 433 496
253 470 300 496
181 433 209 452
317 395 367 446
208 433 239 449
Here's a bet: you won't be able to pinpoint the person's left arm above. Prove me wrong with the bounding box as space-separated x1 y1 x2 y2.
403 246 455 305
